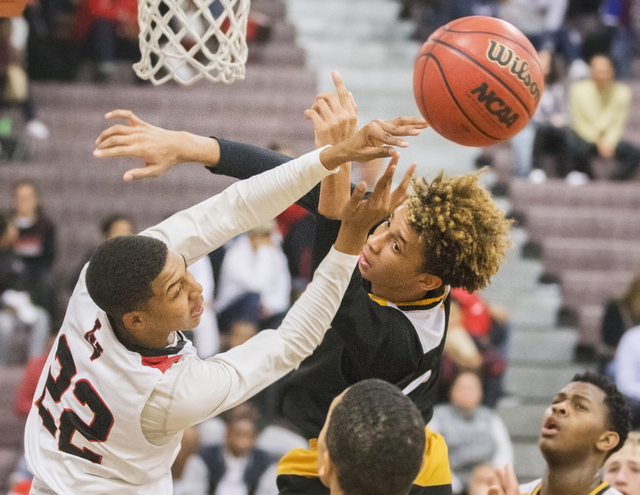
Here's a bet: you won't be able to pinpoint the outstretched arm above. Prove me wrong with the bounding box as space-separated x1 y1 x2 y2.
95 110 418 263
306 71 428 219
142 167 403 441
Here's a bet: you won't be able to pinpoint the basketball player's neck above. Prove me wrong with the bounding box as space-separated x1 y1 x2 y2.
540 459 603 495
371 282 429 304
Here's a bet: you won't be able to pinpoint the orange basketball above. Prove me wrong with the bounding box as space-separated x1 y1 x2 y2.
413 16 544 147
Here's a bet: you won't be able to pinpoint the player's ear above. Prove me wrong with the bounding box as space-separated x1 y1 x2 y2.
417 273 442 292
318 450 333 488
596 431 620 455
122 311 145 331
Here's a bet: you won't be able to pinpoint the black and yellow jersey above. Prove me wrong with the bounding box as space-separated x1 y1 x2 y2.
213 138 451 440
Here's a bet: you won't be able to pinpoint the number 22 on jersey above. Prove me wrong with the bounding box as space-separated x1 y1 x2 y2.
35 334 114 464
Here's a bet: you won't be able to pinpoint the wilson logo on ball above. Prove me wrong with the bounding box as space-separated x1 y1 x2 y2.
471 83 520 128
486 40 541 104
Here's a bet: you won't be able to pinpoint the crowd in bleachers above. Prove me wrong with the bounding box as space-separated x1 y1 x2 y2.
1 0 640 494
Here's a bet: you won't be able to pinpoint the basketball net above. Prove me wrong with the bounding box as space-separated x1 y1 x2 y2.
134 0 250 85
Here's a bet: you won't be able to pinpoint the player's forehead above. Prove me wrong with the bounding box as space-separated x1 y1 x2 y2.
390 205 422 241
556 381 606 405
152 249 185 290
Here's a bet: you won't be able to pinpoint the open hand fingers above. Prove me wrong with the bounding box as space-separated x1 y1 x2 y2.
386 116 428 129
390 162 416 209
95 124 137 146
104 109 147 126
331 70 356 114
311 98 335 121
375 154 400 193
363 120 409 148
122 164 166 182
349 181 367 205
379 118 427 137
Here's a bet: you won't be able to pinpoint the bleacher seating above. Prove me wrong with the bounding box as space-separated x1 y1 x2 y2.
508 178 640 349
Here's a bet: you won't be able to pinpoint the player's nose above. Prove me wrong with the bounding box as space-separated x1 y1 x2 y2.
367 232 384 253
551 401 567 415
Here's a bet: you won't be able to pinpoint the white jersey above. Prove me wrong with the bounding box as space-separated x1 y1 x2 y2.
24 148 356 494
519 479 621 495
26 271 197 494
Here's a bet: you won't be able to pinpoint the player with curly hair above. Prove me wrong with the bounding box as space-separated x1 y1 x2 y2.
95 73 513 495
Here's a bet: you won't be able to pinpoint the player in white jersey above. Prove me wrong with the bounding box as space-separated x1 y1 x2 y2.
488 372 630 495
24 112 422 495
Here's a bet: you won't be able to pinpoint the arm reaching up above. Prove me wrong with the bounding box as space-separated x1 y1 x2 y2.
93 107 420 181
306 71 428 219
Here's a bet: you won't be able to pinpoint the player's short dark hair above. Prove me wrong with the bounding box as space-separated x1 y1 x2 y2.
100 213 136 238
326 379 425 495
572 371 630 456
86 235 168 321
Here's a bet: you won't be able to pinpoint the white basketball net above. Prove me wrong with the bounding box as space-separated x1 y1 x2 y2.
134 0 250 85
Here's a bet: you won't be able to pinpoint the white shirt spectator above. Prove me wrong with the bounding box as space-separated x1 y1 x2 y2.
614 325 640 401
215 234 291 318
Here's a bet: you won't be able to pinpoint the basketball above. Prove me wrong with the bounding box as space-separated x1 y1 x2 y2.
413 16 544 147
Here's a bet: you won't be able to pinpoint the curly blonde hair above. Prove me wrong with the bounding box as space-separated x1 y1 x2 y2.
406 169 513 293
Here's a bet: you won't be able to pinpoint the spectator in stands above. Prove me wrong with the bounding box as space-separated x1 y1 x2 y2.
215 221 291 335
69 212 136 289
600 0 636 80
499 0 573 57
489 372 630 495
448 289 509 408
6 333 54 494
511 50 571 182
568 54 640 183
315 379 426 495
11 179 56 286
601 274 640 357
0 18 50 141
442 299 483 373
72 0 140 83
613 323 640 427
429 371 513 494
200 408 274 495
100 212 135 238
603 430 640 495
410 0 500 42
269 143 317 304
0 213 50 364
172 426 208 495
189 253 220 359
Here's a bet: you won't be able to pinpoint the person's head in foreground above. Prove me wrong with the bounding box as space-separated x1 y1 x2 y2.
317 379 425 495
359 169 512 303
540 372 629 469
603 430 640 495
86 235 204 349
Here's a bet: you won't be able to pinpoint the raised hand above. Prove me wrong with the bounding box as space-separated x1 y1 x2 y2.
320 118 421 170
333 155 414 255
487 464 520 495
93 110 219 181
305 70 358 148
